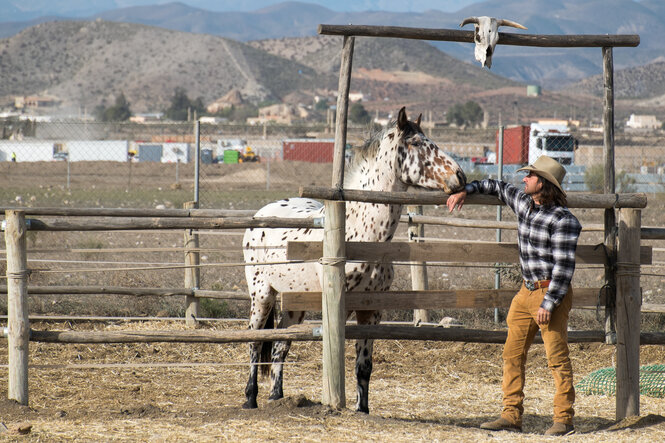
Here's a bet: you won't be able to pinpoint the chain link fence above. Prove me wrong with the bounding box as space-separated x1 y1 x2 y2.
1 117 663 213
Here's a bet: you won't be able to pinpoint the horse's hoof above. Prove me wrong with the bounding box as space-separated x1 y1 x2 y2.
268 393 283 401
356 406 369 414
242 400 258 409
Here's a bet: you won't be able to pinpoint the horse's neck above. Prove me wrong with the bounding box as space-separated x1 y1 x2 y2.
344 142 405 242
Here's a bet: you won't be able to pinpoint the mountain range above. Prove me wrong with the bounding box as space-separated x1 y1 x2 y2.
0 0 660 89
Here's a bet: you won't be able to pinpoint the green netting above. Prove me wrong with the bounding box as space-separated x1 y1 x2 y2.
576 365 665 398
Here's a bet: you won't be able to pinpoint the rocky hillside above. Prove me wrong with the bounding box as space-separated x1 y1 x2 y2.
0 19 327 112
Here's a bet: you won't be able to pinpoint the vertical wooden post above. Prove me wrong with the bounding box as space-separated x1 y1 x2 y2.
602 46 617 344
184 201 200 327
407 205 428 325
615 208 641 420
321 34 354 409
331 36 354 189
322 200 346 409
5 210 29 405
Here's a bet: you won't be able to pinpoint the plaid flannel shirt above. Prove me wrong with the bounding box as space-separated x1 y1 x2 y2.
464 179 582 311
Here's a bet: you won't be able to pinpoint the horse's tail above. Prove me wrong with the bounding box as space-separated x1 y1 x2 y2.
259 305 274 377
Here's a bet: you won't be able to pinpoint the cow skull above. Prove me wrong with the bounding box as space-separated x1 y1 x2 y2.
460 16 527 68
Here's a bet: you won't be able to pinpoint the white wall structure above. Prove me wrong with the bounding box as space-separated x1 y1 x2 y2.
161 143 190 163
66 141 129 162
0 141 55 162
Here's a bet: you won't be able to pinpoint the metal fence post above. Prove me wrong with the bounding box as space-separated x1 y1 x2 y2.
495 126 504 324
194 120 201 206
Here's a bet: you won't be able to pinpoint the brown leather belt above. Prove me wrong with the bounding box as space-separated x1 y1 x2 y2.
524 279 551 291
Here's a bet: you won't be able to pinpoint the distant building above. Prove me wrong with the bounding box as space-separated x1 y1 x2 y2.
348 92 365 102
129 113 163 123
526 85 542 97
247 103 310 125
626 114 660 129
14 95 61 109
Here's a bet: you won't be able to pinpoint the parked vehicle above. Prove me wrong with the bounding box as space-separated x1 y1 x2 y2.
495 123 577 165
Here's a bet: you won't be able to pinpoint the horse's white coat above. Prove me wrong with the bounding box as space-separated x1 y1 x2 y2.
241 108 466 412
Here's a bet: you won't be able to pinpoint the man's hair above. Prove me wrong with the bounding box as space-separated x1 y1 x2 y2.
536 175 567 207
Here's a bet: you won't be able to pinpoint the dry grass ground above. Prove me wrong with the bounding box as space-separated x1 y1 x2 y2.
1 321 664 441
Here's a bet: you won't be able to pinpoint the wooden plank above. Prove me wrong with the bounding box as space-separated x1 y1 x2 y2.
299 186 647 209
0 207 256 217
615 208 641 420
317 24 640 48
28 325 626 345
282 288 604 311
287 241 652 265
5 210 29 405
25 216 322 231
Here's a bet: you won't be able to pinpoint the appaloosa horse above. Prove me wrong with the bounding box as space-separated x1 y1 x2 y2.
242 107 466 412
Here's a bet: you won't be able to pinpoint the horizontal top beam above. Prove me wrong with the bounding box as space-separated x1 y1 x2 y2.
318 24 640 48
299 186 648 209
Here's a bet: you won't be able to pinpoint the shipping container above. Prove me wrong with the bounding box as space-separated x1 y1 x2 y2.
282 139 335 163
496 125 530 164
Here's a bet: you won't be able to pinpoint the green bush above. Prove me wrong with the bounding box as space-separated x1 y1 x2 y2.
584 164 636 193
199 298 232 318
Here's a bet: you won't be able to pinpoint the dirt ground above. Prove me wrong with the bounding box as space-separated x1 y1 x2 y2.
1 320 664 441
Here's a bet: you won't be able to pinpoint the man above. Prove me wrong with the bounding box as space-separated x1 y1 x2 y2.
447 155 582 436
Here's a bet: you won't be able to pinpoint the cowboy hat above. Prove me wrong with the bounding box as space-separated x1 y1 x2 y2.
517 155 566 194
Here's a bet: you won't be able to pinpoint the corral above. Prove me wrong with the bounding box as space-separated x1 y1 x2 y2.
2 21 665 442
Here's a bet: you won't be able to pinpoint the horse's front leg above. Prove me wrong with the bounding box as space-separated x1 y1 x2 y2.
354 309 382 413
268 310 305 401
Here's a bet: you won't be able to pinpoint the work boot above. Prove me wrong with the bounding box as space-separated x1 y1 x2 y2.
544 422 575 436
479 417 522 432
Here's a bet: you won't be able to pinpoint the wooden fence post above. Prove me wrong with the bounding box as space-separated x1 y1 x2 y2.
322 200 346 409
184 201 200 327
321 33 354 410
407 205 429 325
602 46 617 345
5 210 29 405
615 208 641 419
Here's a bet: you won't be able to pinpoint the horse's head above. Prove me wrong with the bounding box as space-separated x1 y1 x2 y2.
395 107 467 194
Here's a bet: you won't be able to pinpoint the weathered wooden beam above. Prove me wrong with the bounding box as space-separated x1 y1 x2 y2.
318 24 640 48
0 285 249 300
299 186 647 209
30 325 665 345
287 241 652 266
281 288 604 311
22 216 321 231
0 207 256 217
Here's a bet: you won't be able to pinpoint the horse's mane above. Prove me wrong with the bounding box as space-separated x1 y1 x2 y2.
345 119 396 176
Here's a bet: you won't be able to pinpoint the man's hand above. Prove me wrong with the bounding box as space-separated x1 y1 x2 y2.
446 190 467 212
536 307 551 325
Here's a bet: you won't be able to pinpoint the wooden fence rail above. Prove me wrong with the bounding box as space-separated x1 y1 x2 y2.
23 325 665 345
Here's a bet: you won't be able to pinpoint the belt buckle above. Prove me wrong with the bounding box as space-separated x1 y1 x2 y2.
525 280 536 291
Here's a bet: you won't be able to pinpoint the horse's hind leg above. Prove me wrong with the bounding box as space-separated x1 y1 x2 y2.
268 310 305 401
354 309 382 413
243 284 276 409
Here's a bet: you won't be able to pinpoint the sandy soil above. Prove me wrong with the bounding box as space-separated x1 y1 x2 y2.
1 321 664 441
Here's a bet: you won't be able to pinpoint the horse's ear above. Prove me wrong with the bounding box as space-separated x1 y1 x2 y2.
416 113 422 128
397 107 407 131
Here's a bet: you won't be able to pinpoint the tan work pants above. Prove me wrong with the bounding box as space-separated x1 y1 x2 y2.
500 283 575 426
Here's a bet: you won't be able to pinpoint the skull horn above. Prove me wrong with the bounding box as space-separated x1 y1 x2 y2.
496 19 527 30
459 17 479 27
